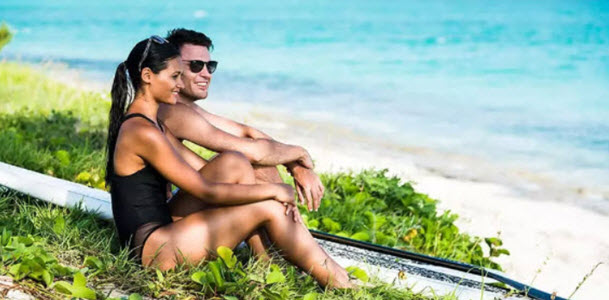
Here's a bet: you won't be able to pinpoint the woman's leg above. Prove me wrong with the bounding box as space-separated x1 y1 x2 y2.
168 151 272 258
142 200 353 288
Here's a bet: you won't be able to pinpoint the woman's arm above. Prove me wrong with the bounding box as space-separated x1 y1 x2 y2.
128 124 295 206
162 123 207 170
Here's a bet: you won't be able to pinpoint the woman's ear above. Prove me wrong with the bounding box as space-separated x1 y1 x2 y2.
141 67 153 84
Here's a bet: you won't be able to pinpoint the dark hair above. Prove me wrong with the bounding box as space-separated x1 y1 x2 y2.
105 38 180 187
166 28 213 51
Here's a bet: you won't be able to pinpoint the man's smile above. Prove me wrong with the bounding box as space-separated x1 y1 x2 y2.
195 82 208 90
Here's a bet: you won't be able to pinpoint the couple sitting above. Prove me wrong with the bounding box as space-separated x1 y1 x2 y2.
106 28 353 288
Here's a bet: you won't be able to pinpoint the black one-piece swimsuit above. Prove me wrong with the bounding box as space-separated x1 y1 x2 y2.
109 113 173 263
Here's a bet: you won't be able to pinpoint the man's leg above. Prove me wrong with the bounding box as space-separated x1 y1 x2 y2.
250 165 287 256
252 164 284 185
168 151 271 259
252 164 333 260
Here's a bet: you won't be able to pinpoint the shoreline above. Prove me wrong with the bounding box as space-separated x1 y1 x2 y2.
20 61 609 299
201 100 609 299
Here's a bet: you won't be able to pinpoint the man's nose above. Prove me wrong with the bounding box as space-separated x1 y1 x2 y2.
199 65 212 77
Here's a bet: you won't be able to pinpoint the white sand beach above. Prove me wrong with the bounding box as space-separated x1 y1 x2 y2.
201 100 609 300
52 67 608 299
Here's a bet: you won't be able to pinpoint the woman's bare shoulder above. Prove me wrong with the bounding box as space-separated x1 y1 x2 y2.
119 117 167 149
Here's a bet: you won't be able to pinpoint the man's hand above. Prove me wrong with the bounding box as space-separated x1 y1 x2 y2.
290 164 324 211
296 147 315 169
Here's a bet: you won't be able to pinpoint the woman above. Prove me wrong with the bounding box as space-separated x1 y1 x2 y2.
106 35 352 288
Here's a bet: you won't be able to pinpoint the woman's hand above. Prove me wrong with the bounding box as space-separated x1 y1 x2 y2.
273 183 296 205
273 183 305 225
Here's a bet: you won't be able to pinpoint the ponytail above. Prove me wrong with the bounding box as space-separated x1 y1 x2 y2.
105 37 180 187
105 62 132 187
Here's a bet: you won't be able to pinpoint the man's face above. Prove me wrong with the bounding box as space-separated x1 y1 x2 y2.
179 43 212 100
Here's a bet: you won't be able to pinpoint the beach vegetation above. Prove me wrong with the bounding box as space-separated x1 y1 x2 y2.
0 61 507 298
0 22 12 52
302 170 508 270
0 190 438 299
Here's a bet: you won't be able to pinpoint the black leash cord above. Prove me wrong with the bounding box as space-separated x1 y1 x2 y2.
310 230 567 300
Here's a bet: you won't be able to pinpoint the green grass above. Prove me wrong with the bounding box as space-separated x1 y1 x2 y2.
0 61 508 299
301 170 508 270
0 62 109 188
0 190 443 299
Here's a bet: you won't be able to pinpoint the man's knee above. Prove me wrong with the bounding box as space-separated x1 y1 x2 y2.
253 165 283 184
216 151 252 170
254 200 287 222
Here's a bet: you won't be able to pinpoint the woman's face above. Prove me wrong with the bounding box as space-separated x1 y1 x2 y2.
148 57 184 105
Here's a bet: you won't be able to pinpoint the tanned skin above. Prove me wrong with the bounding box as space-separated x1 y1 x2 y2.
114 57 353 288
158 43 327 256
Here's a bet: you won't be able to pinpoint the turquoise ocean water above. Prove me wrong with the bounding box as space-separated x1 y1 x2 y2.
1 1 608 203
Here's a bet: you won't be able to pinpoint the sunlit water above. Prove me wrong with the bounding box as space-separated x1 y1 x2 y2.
1 0 608 209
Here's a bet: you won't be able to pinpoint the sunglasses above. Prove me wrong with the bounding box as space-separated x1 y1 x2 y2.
138 35 169 72
183 60 218 74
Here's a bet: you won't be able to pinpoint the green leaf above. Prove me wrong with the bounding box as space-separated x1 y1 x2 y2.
54 150 71 166
51 264 74 277
191 271 207 285
350 231 370 242
16 235 34 246
42 270 53 287
9 263 23 279
75 171 92 183
270 264 280 272
52 215 65 234
1 228 10 246
73 271 87 288
265 265 286 284
485 237 503 247
223 296 239 300
156 269 164 282
321 217 341 233
71 285 97 299
307 219 319 229
83 256 103 270
374 215 387 229
335 231 350 237
217 246 237 269
346 266 369 282
248 273 264 283
490 248 511 257
303 292 318 300
208 261 224 287
263 288 285 300
128 294 143 300
52 281 74 295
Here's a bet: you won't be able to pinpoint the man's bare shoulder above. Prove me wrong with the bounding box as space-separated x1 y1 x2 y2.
158 102 202 122
189 101 212 117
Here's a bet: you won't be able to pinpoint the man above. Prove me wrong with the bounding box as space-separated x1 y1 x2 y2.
159 28 324 219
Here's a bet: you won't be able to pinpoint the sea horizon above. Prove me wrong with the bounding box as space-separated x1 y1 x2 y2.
1 0 608 211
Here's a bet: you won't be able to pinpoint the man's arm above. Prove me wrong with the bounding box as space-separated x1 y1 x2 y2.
197 107 272 140
194 106 313 167
194 106 325 211
159 103 311 168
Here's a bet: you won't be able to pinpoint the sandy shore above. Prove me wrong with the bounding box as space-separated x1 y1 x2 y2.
202 100 609 299
45 64 608 299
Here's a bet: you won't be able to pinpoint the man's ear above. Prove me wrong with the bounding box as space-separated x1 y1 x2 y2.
141 67 153 84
